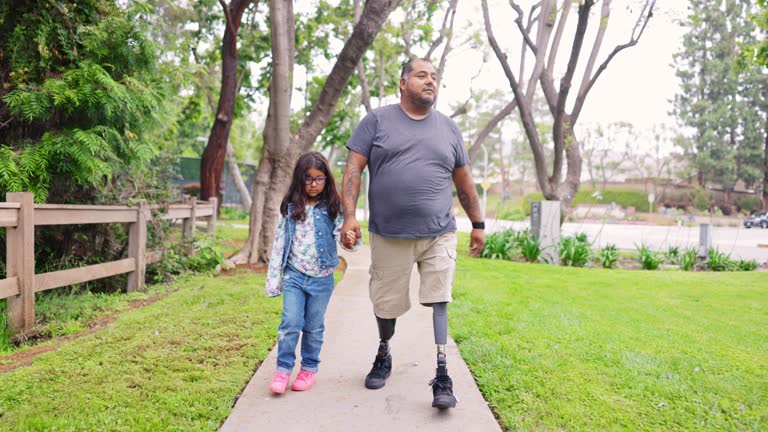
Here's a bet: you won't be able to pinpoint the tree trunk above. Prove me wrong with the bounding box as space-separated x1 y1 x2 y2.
226 140 252 210
200 0 252 201
229 0 400 265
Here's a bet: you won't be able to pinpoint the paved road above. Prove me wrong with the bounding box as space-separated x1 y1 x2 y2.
460 218 768 263
353 210 768 263
224 212 768 263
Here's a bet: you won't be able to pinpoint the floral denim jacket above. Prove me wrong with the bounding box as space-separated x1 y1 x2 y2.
265 202 360 297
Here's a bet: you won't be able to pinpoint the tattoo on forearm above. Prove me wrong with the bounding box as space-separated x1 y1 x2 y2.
457 183 482 221
343 167 361 217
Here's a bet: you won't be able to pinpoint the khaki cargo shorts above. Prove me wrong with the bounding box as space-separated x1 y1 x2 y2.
368 231 457 319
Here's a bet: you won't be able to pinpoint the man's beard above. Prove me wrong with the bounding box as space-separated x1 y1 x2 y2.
408 90 435 107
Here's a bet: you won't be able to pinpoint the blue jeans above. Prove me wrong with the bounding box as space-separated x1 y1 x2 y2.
276 266 335 373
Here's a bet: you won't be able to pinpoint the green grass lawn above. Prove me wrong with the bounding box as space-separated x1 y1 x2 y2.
0 271 282 431
451 246 768 430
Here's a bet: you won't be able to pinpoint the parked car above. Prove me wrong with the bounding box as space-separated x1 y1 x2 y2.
744 211 768 229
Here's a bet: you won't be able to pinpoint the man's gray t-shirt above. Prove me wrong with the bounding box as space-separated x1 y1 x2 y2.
346 104 468 238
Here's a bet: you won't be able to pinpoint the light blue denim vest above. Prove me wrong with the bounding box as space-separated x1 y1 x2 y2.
281 202 340 272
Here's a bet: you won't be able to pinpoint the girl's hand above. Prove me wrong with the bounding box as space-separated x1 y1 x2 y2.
345 230 357 245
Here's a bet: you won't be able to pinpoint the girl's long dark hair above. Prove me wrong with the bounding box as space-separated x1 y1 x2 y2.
280 152 341 221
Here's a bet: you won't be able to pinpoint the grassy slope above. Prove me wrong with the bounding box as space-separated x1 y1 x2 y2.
451 250 768 431
0 271 281 431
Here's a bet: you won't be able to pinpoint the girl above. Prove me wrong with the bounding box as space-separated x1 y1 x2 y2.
265 152 358 394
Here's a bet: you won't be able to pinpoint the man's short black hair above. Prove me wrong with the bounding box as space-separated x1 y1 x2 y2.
400 57 433 79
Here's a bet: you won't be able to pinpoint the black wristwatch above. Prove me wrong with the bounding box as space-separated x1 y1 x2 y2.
471 221 485 230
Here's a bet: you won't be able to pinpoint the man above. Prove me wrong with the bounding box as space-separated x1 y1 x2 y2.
340 57 485 409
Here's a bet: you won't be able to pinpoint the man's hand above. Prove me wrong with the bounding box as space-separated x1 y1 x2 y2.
469 228 485 257
341 217 361 249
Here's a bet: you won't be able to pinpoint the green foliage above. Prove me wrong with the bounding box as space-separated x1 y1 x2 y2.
679 246 698 271
734 259 759 272
636 244 661 270
148 235 226 283
480 231 513 260
692 188 711 211
497 208 526 221
452 251 768 430
673 1 768 194
663 245 681 265
736 196 761 213
707 247 733 272
558 234 592 267
513 229 541 263
598 244 619 269
525 189 652 212
1 1 173 202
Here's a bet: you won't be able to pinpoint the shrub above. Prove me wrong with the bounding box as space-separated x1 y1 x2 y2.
220 207 249 220
513 229 541 262
734 259 759 271
736 196 760 213
637 244 661 270
598 244 619 269
664 246 681 264
559 234 592 267
497 208 526 221
707 247 733 271
692 188 711 211
480 232 513 260
679 247 698 271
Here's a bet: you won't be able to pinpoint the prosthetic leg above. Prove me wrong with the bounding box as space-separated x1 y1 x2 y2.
430 302 457 408
365 316 395 389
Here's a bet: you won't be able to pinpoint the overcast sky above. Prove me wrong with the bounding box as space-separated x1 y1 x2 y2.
437 0 690 134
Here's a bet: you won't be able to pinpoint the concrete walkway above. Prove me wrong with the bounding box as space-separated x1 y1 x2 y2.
220 245 502 432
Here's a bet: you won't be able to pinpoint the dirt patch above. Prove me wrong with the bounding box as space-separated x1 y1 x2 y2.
0 292 171 374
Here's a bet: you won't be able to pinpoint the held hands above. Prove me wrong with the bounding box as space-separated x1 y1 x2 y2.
341 217 361 250
469 229 485 257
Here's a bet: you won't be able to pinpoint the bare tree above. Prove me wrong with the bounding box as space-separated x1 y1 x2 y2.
481 0 656 209
230 0 400 265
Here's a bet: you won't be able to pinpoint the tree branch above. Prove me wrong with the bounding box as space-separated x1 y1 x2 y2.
426 1 454 58
545 0 571 76
483 0 551 197
510 1 539 55
572 0 656 121
468 99 517 161
552 0 595 185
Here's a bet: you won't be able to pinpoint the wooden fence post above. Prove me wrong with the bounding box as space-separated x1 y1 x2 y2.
207 197 218 233
6 192 35 333
127 200 147 292
182 195 197 240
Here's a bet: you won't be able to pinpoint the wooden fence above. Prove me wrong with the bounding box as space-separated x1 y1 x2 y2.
0 192 218 335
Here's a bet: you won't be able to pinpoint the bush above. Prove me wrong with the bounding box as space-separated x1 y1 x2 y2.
679 247 698 271
480 232 513 260
524 189 652 213
513 229 541 262
736 196 760 213
220 207 249 220
497 208 526 221
707 247 734 271
734 259 759 271
598 244 619 269
637 244 661 270
664 246 681 265
559 234 592 267
692 188 711 211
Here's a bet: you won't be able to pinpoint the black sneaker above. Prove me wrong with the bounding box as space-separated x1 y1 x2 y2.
364 353 392 389
429 374 457 408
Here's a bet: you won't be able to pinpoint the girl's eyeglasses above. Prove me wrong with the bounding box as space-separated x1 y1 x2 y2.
304 175 327 185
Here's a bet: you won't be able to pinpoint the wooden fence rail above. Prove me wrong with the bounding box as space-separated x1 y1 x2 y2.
1 193 218 335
